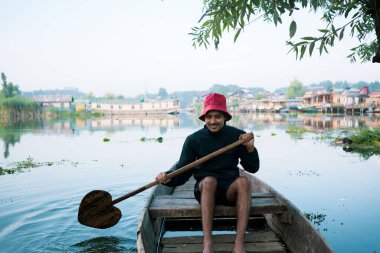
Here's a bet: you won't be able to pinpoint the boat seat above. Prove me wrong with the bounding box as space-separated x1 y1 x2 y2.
149 190 287 218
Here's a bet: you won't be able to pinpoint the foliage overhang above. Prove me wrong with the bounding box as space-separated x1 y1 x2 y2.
190 0 380 63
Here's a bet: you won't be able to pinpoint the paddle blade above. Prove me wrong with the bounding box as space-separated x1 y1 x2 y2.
78 190 122 229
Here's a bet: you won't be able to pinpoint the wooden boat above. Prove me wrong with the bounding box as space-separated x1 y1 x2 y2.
298 106 318 113
137 169 334 253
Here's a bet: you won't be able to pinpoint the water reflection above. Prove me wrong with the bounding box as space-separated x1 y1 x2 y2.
1 113 379 159
70 236 135 253
1 113 380 253
229 113 380 130
0 119 44 158
89 115 180 131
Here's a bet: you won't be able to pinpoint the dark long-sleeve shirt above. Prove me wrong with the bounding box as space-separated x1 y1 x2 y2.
165 124 260 187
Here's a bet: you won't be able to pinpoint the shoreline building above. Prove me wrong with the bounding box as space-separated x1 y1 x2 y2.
89 98 180 115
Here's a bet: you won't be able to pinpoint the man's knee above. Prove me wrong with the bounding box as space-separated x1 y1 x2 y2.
201 176 217 191
236 176 251 192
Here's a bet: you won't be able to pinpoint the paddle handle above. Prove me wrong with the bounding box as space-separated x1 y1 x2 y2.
112 132 253 205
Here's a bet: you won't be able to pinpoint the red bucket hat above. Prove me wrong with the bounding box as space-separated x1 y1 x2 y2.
199 93 232 121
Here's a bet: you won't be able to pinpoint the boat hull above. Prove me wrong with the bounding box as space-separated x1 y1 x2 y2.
137 169 334 253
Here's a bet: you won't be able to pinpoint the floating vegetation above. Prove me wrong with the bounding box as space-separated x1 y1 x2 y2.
304 212 327 227
285 127 321 141
0 157 81 175
140 136 163 143
332 128 380 159
287 169 321 177
271 133 277 136
285 128 318 134
103 137 110 142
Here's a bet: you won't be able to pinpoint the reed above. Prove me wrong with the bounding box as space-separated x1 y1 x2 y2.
0 97 42 123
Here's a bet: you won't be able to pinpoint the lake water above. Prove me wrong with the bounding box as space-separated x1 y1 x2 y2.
0 113 379 253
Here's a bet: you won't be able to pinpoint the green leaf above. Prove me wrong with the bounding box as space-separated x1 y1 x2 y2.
319 40 325 55
352 12 360 19
251 0 260 7
324 45 329 54
294 41 308 46
289 20 297 38
344 6 352 18
339 28 345 40
309 42 315 56
273 11 279 26
330 35 335 46
202 20 212 27
300 45 306 59
311 0 318 10
217 19 222 35
301 37 316 41
234 28 242 42
318 29 329 33
247 4 254 13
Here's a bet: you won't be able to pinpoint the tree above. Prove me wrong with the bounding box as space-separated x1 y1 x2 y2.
191 0 380 63
286 79 305 99
209 83 241 94
1 72 21 98
83 92 95 99
158 87 169 98
102 93 124 99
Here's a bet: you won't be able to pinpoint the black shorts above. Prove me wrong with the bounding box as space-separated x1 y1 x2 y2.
194 177 236 206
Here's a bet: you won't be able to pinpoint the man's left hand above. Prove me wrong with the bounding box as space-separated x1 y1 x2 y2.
240 133 255 153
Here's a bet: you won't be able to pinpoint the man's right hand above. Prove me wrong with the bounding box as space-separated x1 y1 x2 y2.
155 172 172 184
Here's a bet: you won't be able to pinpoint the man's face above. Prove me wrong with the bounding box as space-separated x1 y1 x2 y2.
205 110 225 133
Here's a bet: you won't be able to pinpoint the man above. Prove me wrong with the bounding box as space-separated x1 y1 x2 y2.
156 93 259 253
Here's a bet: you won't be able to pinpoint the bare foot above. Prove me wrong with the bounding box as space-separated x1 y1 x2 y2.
233 240 246 253
203 240 213 253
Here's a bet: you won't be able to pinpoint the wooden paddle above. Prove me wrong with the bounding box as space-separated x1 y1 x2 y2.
78 132 253 229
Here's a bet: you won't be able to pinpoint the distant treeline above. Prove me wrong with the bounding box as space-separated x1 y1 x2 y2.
19 81 380 109
22 87 85 98
308 80 380 91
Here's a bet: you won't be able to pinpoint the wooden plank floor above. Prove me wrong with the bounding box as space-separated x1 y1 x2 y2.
155 179 288 252
150 178 286 218
160 230 287 253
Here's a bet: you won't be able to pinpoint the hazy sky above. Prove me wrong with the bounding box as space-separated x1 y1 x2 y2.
0 0 378 97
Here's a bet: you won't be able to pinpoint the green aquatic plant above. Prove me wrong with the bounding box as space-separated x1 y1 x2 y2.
349 128 380 147
0 156 46 175
0 157 80 175
103 138 110 142
304 212 326 227
287 169 320 177
285 127 321 141
285 128 318 134
140 136 163 143
334 128 380 160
